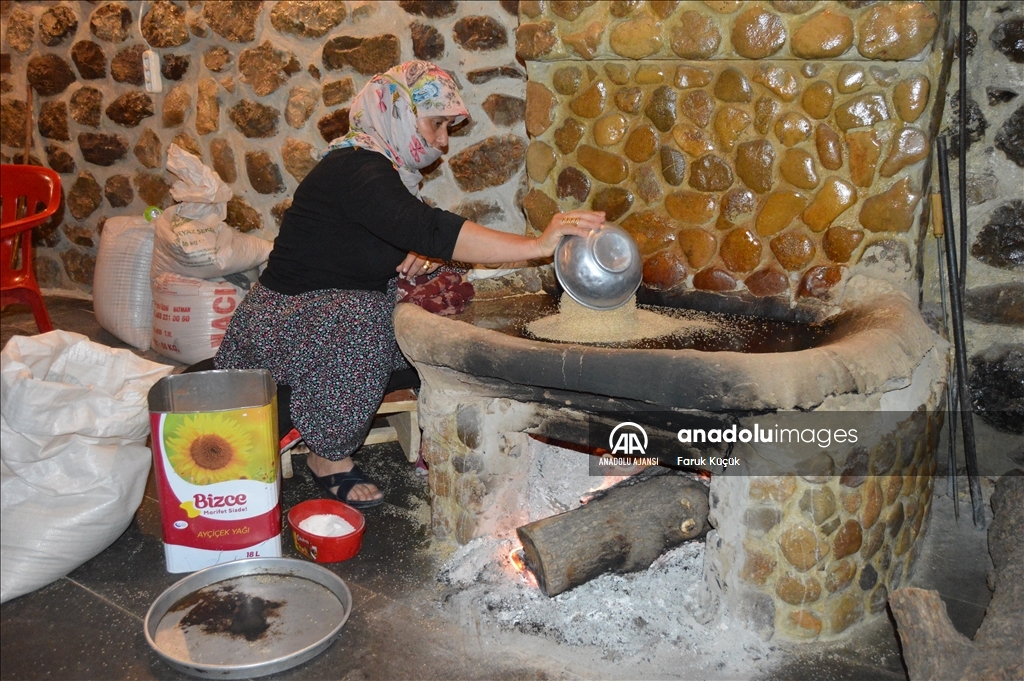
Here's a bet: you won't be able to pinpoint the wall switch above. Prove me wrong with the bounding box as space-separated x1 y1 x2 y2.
142 49 163 93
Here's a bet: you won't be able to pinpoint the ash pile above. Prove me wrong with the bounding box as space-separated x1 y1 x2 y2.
436 537 772 675
433 443 773 674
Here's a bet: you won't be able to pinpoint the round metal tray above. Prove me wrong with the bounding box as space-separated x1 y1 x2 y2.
144 558 352 679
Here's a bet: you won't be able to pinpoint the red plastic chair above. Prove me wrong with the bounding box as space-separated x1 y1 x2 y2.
1 164 62 333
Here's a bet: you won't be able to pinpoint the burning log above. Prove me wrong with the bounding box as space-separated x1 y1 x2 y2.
889 471 1024 681
516 471 710 597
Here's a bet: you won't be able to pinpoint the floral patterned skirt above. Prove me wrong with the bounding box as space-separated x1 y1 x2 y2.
214 281 407 461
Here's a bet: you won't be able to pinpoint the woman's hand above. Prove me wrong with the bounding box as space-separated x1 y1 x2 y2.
534 210 606 258
450 210 606 265
397 252 441 279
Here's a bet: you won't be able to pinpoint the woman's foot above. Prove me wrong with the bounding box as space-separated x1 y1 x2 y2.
306 452 383 504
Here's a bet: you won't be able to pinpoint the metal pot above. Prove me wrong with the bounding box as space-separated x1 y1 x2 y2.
554 223 642 311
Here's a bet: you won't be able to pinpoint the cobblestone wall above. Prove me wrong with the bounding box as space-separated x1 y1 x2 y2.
0 0 526 292
519 0 946 305
718 408 942 640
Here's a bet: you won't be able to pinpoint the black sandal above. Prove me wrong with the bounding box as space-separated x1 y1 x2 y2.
310 464 384 509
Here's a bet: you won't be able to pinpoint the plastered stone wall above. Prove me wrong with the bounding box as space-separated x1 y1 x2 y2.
519 0 946 305
922 1 1023 444
0 0 526 293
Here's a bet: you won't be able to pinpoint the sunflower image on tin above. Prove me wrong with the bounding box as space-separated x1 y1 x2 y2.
163 411 277 485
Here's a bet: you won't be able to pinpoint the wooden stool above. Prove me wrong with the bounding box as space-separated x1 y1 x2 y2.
364 388 420 462
280 389 420 478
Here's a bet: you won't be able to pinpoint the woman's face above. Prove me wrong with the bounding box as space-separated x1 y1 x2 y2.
416 116 455 152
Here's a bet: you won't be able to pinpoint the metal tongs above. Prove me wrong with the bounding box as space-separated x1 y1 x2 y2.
936 136 985 529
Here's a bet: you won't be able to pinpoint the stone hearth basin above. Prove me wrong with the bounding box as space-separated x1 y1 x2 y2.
398 288 939 414
395 284 947 642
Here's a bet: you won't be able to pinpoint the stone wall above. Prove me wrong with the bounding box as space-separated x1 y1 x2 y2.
519 0 946 306
923 2 1023 448
0 0 526 292
709 406 942 640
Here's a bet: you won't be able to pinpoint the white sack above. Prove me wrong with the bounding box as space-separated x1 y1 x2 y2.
167 143 232 220
151 272 247 365
150 145 272 279
150 204 272 280
93 216 155 351
0 331 173 603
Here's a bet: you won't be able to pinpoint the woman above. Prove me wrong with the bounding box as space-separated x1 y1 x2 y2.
215 61 604 508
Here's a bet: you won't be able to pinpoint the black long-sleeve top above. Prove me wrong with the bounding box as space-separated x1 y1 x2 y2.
260 147 465 295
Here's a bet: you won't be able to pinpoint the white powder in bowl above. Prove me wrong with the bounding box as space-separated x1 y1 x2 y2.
298 513 357 537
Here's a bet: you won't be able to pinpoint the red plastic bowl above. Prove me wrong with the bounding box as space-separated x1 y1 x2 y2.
286 499 365 563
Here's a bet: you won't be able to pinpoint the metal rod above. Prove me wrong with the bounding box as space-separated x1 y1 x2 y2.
958 0 968 299
937 136 985 528
932 194 958 515
940 253 959 515
945 344 960 519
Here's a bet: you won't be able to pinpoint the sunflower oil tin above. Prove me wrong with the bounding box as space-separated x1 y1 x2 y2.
148 369 282 573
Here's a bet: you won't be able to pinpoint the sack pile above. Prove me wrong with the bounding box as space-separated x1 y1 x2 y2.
94 145 271 365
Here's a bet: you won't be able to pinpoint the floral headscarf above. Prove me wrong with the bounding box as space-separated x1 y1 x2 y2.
322 61 468 196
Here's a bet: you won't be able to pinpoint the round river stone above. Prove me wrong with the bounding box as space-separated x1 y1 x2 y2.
802 177 856 232
721 227 763 273
815 124 844 170
735 139 776 193
670 11 721 59
781 148 820 190
802 80 835 120
771 230 816 270
857 2 938 61
822 226 864 263
757 191 807 236
689 153 734 191
893 74 930 123
624 124 658 162
732 6 788 59
677 228 717 269
791 9 854 58
715 67 753 102
745 267 789 297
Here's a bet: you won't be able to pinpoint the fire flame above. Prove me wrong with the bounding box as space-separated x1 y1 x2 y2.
508 544 538 587
509 547 527 573
580 474 627 504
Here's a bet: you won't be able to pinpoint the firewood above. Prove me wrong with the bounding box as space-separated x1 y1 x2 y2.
516 471 710 597
889 471 1024 681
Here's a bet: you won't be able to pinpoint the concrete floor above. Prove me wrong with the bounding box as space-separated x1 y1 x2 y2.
0 296 1010 680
